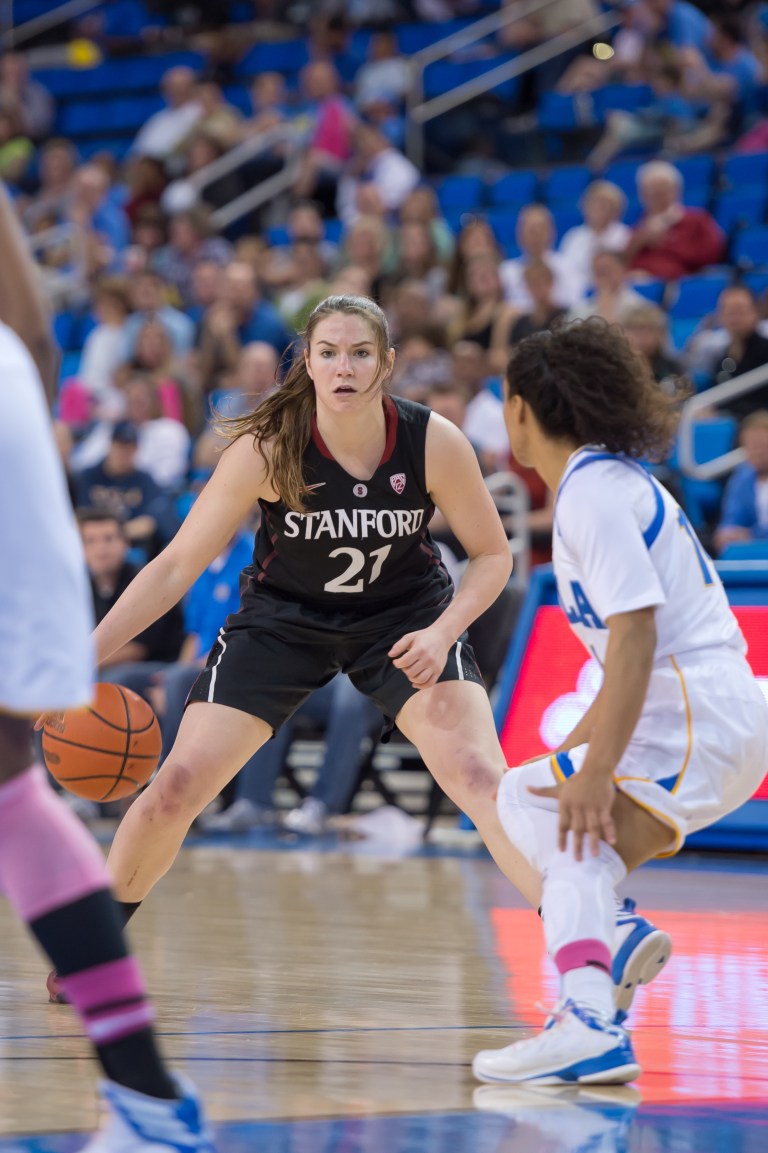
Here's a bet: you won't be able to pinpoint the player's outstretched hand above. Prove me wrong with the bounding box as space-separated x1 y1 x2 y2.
388 624 452 690
529 771 617 861
33 712 63 732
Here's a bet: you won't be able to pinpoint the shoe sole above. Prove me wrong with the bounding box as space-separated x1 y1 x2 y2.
472 1060 642 1086
615 929 672 1015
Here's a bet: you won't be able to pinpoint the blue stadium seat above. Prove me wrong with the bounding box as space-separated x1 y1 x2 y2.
396 20 474 55
670 417 738 528
603 159 641 197
669 316 700 352
53 312 74 352
674 154 716 193
633 279 666 305
732 225 768 267
325 218 343 244
223 85 252 116
488 170 537 207
722 151 768 190
436 174 484 213
551 206 582 240
423 58 519 104
77 139 133 160
57 102 106 137
714 189 767 236
537 92 583 131
234 40 309 77
719 540 768 561
591 84 654 123
542 165 591 205
744 271 768 298
109 96 165 132
485 208 521 257
669 274 731 320
267 226 290 247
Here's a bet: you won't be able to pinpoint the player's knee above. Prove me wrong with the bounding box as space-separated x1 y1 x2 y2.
496 760 559 872
443 746 500 801
142 759 201 822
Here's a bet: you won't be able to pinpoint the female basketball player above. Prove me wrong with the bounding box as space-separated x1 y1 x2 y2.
0 183 211 1151
44 296 666 1019
473 319 768 1085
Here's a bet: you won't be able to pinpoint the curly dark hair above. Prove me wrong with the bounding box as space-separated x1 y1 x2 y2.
505 317 686 462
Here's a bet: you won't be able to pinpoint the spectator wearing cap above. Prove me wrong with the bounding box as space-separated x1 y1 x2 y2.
132 66 203 160
625 160 725 280
73 421 170 555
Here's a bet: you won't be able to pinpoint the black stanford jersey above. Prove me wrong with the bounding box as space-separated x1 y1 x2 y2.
248 395 452 609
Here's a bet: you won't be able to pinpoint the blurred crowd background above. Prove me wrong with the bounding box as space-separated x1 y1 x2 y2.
13 0 768 834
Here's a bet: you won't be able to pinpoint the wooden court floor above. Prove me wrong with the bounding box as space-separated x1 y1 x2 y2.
0 834 766 1151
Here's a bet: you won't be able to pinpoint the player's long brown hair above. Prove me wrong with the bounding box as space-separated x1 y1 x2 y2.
216 295 393 512
505 317 686 461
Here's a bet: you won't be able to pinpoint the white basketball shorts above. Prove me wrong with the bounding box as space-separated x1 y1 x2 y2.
0 323 94 714
545 648 768 855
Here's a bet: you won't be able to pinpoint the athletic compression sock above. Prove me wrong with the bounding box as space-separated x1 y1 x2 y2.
0 767 176 1099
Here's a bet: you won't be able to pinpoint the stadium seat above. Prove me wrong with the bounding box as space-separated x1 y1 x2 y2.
669 316 700 352
109 96 165 132
488 170 538 207
485 207 522 256
722 151 768 190
670 417 738 528
57 102 106 137
719 540 768 560
235 40 309 77
538 92 586 131
396 19 474 55
744 271 768 298
674 154 716 193
542 165 591 205
423 59 519 104
715 189 767 237
436 174 484 213
633 279 666 305
732 225 768 268
591 84 654 123
603 159 642 197
669 274 731 320
551 206 582 241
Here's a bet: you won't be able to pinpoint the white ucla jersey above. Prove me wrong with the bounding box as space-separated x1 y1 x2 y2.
0 321 94 713
553 448 745 666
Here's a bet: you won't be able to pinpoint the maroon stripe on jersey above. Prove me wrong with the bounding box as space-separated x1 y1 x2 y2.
310 397 399 466
380 395 399 465
257 549 278 581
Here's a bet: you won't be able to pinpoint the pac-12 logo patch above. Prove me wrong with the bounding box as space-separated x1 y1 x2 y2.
390 473 406 494
353 483 368 497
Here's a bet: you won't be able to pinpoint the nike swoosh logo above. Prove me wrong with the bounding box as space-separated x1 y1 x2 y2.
305 482 326 491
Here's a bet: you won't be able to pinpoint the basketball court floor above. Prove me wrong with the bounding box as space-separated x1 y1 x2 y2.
0 830 766 1152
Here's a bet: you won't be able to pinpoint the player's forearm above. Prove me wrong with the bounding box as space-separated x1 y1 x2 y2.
581 613 656 779
93 553 194 667
0 183 58 401
436 550 512 644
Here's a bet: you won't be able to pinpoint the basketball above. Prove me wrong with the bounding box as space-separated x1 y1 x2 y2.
42 683 162 802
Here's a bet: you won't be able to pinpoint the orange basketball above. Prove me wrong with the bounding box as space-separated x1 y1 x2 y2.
42 683 162 802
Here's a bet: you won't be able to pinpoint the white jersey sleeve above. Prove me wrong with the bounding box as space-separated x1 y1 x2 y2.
553 451 744 666
556 462 667 623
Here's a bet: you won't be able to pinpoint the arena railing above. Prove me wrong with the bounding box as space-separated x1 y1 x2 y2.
7 0 100 48
161 123 305 232
405 0 619 170
677 366 768 480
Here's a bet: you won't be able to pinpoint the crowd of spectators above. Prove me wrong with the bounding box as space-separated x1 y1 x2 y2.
13 0 768 830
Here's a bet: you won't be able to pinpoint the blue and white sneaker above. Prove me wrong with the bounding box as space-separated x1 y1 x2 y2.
473 1083 641 1151
612 898 672 1023
472 1000 641 1085
79 1075 215 1152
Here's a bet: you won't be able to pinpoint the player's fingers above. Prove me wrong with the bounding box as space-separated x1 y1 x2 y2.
529 784 560 799
570 812 586 861
586 810 602 857
388 635 414 659
601 809 617 847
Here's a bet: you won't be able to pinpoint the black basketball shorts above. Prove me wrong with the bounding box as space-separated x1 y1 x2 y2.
186 583 484 732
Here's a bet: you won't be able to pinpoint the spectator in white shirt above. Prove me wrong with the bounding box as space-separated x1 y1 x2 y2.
567 248 649 325
121 373 191 488
558 181 630 297
132 66 202 160
336 120 420 227
500 204 582 311
354 30 411 109
78 277 132 415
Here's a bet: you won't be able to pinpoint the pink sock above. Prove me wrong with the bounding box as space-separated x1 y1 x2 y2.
0 766 108 920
